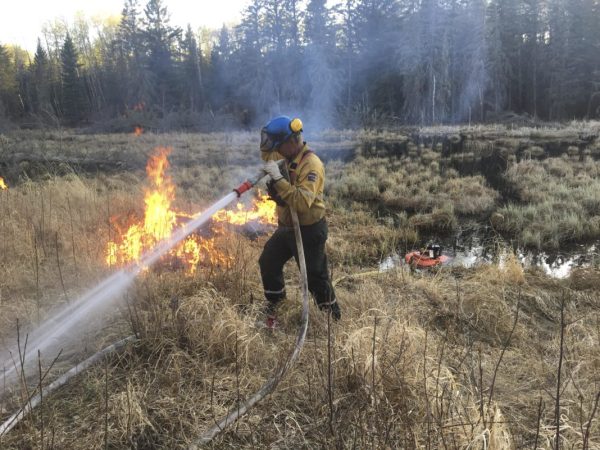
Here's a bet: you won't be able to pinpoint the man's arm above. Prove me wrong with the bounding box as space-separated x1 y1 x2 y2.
272 156 324 214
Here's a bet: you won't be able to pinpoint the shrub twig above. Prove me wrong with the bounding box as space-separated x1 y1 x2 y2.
488 293 520 409
555 291 566 450
534 396 544 450
582 391 600 450
55 232 69 304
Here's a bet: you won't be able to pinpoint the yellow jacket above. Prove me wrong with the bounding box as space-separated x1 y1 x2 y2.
261 144 326 226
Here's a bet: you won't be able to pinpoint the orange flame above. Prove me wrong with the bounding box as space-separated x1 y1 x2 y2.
134 126 143 136
143 147 177 241
0 177 7 190
106 147 204 273
105 148 275 275
213 192 277 226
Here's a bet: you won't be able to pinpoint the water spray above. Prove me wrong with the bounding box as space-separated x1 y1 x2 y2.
0 170 269 387
190 163 310 447
1 163 309 445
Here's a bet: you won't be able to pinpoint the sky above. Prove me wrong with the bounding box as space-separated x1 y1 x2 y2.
0 0 246 51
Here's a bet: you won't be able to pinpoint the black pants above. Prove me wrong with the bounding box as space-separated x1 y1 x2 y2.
259 218 335 308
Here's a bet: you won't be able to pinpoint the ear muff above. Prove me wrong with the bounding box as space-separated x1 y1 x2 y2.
290 118 303 134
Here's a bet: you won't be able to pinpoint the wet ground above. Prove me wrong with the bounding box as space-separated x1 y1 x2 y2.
381 232 599 278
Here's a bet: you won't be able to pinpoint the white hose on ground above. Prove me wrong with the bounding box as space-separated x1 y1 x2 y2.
190 205 310 448
0 335 137 437
0 170 309 445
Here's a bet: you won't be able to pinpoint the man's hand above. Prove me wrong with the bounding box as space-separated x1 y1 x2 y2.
267 179 286 206
263 160 284 181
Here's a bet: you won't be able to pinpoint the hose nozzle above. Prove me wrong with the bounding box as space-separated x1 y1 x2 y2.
233 166 275 197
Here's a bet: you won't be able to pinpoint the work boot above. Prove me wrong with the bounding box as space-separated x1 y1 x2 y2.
256 312 279 330
330 302 341 321
256 302 279 330
265 314 278 329
319 301 341 321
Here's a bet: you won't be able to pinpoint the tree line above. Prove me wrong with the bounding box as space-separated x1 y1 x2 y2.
0 0 599 131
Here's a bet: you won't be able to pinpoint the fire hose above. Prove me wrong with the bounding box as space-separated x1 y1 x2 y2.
0 336 138 436
190 164 310 447
0 163 310 446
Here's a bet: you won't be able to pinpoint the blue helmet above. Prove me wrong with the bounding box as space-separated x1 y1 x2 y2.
260 116 303 151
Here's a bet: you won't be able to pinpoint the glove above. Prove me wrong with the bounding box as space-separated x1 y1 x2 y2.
267 179 286 206
263 160 284 181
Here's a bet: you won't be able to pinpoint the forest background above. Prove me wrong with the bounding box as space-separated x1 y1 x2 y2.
1 0 599 132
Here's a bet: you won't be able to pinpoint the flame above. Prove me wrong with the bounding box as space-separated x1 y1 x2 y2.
105 148 275 275
213 192 277 225
0 177 7 190
134 126 143 136
106 147 220 274
143 148 177 241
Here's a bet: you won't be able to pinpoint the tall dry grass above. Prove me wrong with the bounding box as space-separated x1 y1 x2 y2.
0 171 598 448
1 129 600 448
329 150 499 234
5 251 600 448
493 158 600 248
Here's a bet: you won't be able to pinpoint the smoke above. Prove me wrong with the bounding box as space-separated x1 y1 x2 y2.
301 44 342 132
251 46 341 134
392 0 490 124
455 0 488 123
212 1 494 131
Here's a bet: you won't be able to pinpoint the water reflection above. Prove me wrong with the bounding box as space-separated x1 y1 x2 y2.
381 239 599 279
515 244 598 278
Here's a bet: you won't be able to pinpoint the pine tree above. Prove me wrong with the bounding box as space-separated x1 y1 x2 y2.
338 0 360 112
118 0 141 58
117 0 151 109
488 0 521 113
92 16 126 118
0 44 18 120
398 0 443 123
31 39 52 115
546 0 569 120
213 25 232 65
181 25 204 111
561 0 599 118
60 33 88 124
14 48 32 116
588 1 600 118
521 0 541 118
207 26 232 112
2 0 600 127
141 0 181 115
285 0 302 48
449 0 487 122
263 0 289 52
305 0 335 48
236 1 272 115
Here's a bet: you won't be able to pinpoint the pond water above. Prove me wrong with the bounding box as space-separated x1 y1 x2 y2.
380 236 599 279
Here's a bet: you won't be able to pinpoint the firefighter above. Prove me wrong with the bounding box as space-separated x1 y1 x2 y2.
259 116 341 328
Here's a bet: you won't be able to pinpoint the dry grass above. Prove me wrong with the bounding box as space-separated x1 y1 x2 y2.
4 234 600 448
493 158 600 248
1 130 600 448
329 153 499 227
